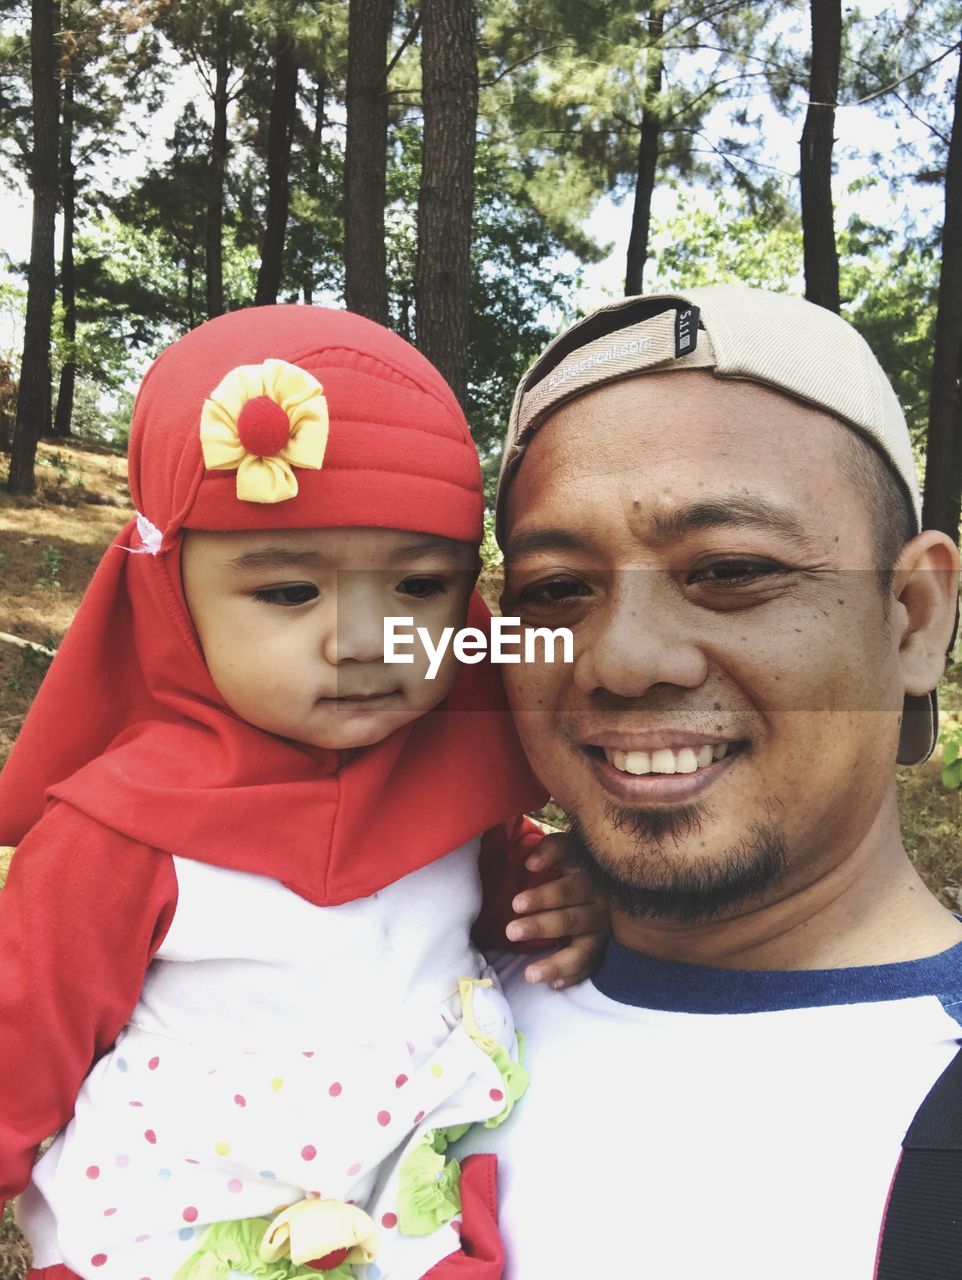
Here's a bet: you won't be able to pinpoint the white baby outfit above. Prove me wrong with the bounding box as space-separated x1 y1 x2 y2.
19 840 523 1280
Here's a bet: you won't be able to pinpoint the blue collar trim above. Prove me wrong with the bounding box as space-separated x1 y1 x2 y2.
592 938 962 1014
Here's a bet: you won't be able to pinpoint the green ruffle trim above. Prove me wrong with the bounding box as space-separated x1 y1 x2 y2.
396 1030 531 1237
397 1135 463 1237
432 1123 471 1153
172 1218 354 1280
483 1033 530 1129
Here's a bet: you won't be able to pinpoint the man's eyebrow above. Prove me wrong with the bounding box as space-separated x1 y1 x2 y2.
647 497 819 549
504 527 594 560
227 548 322 573
505 499 819 561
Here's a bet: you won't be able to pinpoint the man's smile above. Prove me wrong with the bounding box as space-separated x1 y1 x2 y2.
580 734 745 802
605 741 731 774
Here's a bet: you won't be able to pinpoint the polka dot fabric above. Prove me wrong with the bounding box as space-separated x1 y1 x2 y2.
21 846 522 1280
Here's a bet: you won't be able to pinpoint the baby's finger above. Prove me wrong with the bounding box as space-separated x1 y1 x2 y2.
512 872 584 917
505 901 608 944
524 935 602 988
513 868 605 917
524 831 578 874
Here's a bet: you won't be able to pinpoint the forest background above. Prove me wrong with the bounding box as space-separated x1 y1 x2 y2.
0 0 961 863
0 1 961 1271
0 1 960 854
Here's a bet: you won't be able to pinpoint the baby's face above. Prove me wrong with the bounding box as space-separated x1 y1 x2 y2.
181 526 478 749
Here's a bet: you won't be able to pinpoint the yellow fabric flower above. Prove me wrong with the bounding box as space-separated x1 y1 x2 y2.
259 1199 379 1268
200 359 329 504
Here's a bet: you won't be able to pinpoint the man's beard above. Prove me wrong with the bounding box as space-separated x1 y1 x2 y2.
566 801 788 925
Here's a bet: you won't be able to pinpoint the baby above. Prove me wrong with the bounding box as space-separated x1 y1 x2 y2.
0 307 605 1280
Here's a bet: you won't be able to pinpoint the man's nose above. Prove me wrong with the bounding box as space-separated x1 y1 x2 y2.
572 571 709 698
323 581 385 665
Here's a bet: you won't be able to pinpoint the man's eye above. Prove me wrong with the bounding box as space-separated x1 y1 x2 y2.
398 576 446 599
687 559 788 586
252 583 319 606
518 577 592 608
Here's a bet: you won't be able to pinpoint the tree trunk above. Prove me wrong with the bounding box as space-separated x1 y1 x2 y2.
187 248 197 330
8 0 59 494
344 0 392 324
303 73 327 305
53 56 75 438
625 0 666 296
921 33 962 543
205 7 231 320
415 0 478 406
255 33 298 306
800 0 841 312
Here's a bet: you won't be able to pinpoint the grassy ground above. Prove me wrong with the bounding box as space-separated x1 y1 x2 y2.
0 441 961 1275
0 441 132 769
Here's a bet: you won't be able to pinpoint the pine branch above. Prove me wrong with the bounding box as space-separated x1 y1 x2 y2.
383 12 420 85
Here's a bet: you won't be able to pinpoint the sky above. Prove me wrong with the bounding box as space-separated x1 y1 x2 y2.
0 1 952 361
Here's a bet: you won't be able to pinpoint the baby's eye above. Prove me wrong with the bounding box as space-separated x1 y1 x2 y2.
252 582 319 606
397 576 447 599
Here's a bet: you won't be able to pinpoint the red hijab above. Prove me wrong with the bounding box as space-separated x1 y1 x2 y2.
0 306 545 904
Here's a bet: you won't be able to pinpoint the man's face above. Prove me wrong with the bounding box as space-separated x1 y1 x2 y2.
501 371 906 923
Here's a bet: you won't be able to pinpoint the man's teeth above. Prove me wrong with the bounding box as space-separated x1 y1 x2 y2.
606 743 729 775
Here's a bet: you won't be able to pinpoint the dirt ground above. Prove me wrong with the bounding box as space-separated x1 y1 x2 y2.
1 440 961 1276
0 441 132 771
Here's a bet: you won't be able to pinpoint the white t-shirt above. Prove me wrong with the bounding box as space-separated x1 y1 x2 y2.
458 940 962 1280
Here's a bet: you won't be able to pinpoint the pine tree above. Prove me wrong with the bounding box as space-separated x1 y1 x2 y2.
800 0 841 311
922 28 962 539
415 0 478 402
480 0 778 293
8 0 59 494
344 0 393 322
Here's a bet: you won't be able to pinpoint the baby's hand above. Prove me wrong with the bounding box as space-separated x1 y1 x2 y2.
504 832 610 989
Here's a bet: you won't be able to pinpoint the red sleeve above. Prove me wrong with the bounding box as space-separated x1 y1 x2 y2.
471 814 558 953
0 801 177 1218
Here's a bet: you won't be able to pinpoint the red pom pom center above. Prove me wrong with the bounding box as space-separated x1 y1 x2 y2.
236 396 291 458
307 1247 350 1271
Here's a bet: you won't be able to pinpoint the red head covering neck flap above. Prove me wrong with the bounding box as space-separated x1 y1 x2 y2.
0 306 545 904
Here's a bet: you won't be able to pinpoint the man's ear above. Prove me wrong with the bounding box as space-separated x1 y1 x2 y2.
894 531 960 696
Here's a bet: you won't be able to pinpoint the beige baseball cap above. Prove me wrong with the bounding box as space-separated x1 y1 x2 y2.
496 285 938 765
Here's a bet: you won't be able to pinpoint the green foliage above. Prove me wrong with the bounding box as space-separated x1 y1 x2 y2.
651 182 940 465
384 127 579 466
940 704 962 790
96 389 135 451
479 0 780 265
3 639 53 696
40 451 80 486
37 544 62 591
480 511 502 577
651 183 802 291
840 202 940 443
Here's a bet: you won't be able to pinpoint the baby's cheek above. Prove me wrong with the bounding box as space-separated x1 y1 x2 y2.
410 650 460 712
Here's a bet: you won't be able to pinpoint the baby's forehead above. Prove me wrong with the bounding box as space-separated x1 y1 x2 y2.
185 525 478 571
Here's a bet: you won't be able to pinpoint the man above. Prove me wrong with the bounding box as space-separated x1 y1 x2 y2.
461 287 962 1278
